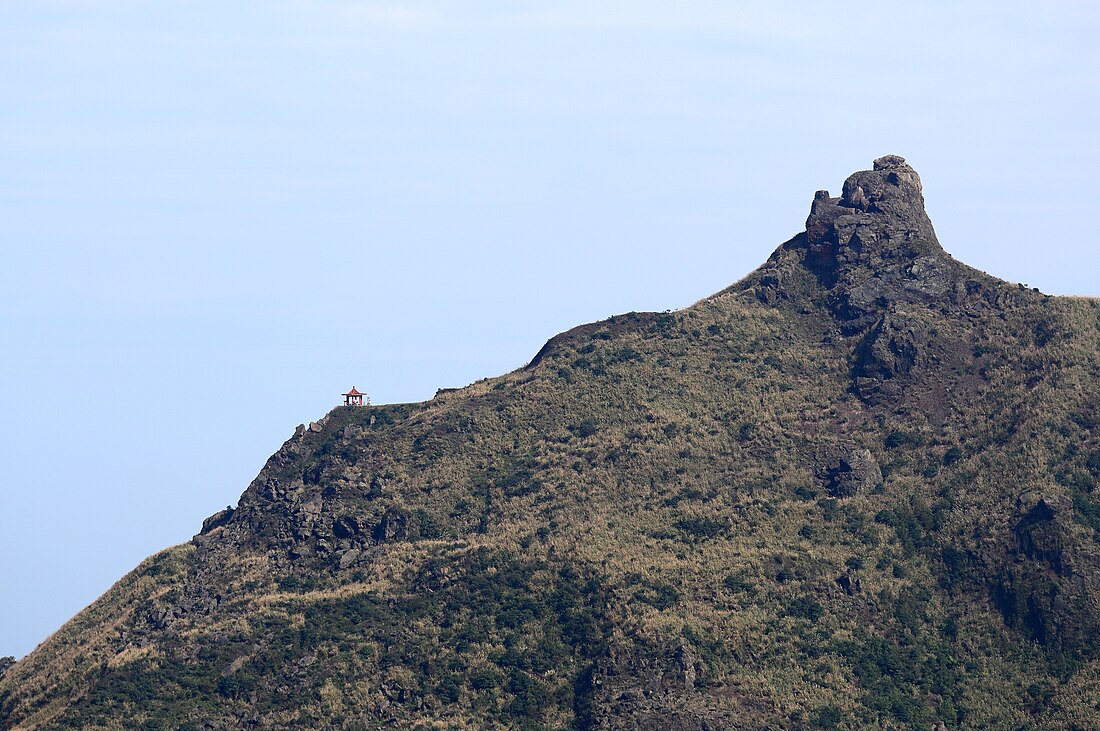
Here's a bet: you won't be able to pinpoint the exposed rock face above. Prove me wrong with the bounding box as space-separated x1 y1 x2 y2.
745 156 1001 409
0 657 14 682
338 547 361 570
852 309 933 403
817 446 883 497
805 155 942 276
580 642 719 731
374 506 417 543
991 491 1100 652
6 156 1100 731
755 155 973 335
1015 492 1074 576
199 506 234 535
332 515 362 539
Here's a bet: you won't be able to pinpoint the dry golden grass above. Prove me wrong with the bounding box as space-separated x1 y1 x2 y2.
4 269 1100 729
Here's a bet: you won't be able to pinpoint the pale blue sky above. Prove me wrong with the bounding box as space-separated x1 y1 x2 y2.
1 1 1097 659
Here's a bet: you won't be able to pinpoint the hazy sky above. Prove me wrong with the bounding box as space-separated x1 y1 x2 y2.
1 1 1097 659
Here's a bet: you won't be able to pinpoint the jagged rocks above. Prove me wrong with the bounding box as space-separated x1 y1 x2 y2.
147 590 224 631
753 155 973 334
0 656 14 681
817 447 882 498
835 572 863 595
1015 492 1074 576
374 507 419 543
12 156 1100 730
199 506 235 535
805 155 941 268
338 547 361 570
302 461 327 485
332 515 362 539
852 311 930 402
836 253 957 328
581 642 719 731
291 494 324 541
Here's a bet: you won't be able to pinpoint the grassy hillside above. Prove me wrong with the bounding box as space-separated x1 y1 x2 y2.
4 157 1099 730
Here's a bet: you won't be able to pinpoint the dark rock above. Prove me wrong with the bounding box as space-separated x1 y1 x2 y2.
581 641 726 731
0 656 14 681
374 507 418 543
333 515 361 539
199 507 235 535
1014 492 1073 576
338 548 361 570
835 573 862 595
747 155 973 334
674 645 699 689
302 463 325 485
852 311 931 402
380 677 410 703
257 478 283 502
817 447 882 497
987 491 1100 652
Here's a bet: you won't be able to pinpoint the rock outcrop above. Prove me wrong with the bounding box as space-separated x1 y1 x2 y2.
752 155 980 335
4 156 1098 731
817 446 883 498
0 657 14 682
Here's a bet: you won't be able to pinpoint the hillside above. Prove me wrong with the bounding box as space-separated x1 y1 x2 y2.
3 156 1100 730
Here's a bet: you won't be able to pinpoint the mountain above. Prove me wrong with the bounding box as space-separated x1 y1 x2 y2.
4 156 1100 730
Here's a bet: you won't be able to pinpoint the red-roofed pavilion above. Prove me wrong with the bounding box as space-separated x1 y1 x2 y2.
342 387 367 406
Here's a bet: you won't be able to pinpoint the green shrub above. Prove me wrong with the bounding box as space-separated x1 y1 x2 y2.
794 485 818 500
1085 450 1100 478
569 420 600 438
812 705 843 730
675 517 725 540
722 572 756 595
635 581 681 610
787 596 824 622
469 666 503 690
885 431 924 449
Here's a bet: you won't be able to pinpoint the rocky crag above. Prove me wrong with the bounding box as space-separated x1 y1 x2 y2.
4 157 1100 730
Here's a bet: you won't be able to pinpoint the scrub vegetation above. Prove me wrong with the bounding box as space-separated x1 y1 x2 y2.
4 158 1100 730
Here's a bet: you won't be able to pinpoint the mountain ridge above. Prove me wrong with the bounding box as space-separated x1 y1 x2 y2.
4 156 1100 730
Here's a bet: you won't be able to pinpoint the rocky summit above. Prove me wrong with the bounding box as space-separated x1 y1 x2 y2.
4 157 1100 730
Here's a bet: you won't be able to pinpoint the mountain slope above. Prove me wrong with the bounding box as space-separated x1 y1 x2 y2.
4 156 1100 730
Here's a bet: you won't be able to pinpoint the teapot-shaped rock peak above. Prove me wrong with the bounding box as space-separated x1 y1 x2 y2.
805 155 944 276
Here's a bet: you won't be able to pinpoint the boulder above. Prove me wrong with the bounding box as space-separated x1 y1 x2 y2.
339 548 361 570
818 447 882 497
835 573 862 595
333 515 362 539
